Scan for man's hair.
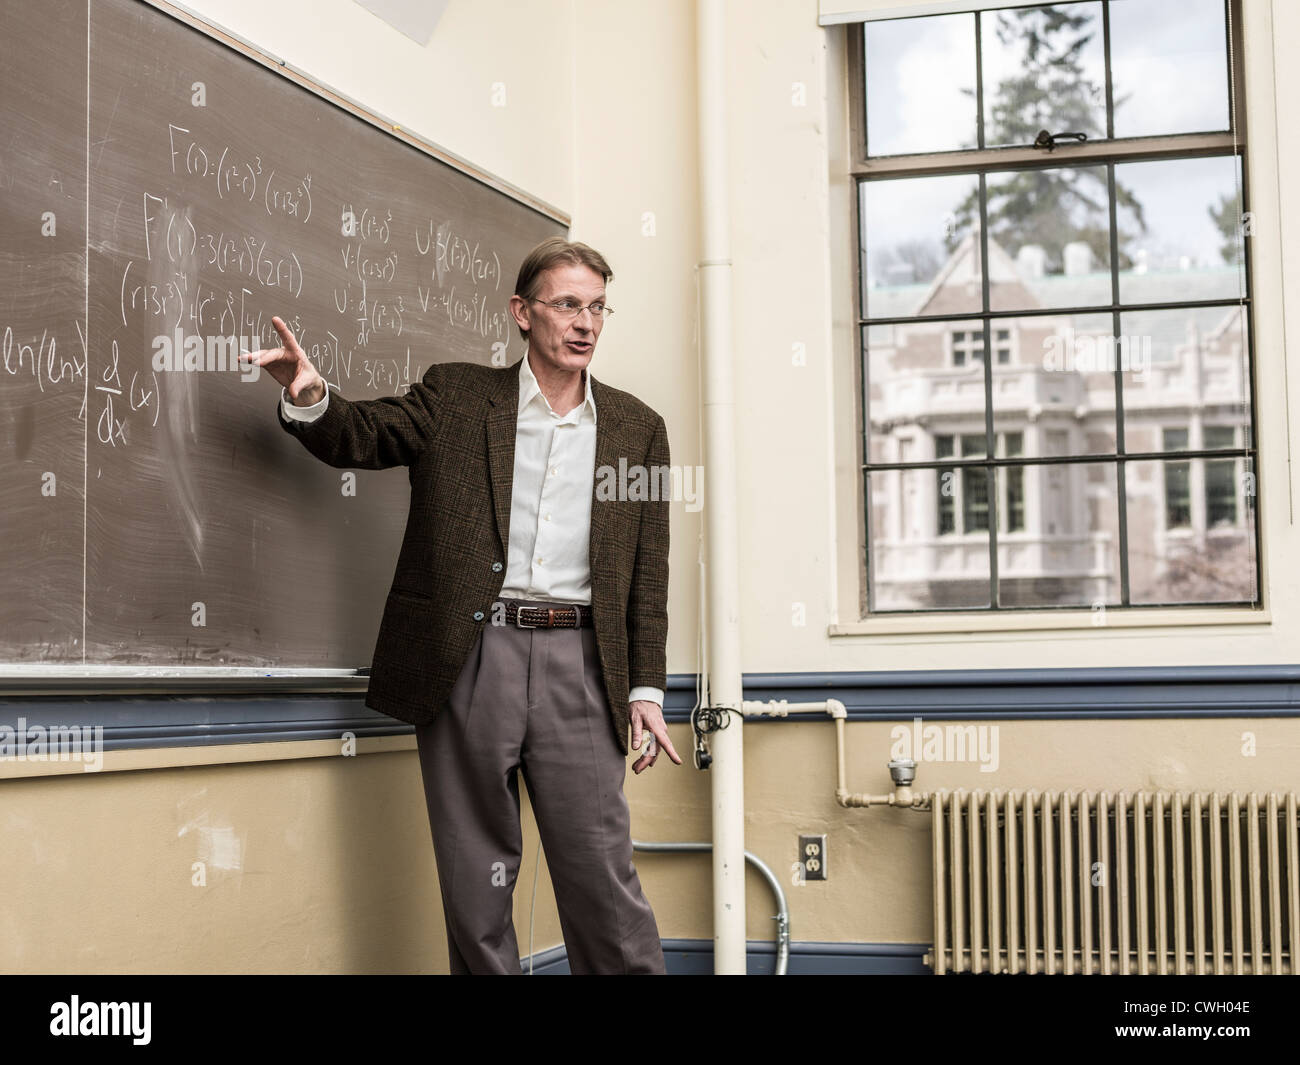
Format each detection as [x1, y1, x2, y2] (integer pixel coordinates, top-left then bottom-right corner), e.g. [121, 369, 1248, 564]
[513, 237, 613, 341]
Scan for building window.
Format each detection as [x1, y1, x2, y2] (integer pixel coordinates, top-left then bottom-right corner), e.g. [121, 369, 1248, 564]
[936, 432, 1025, 534]
[855, 0, 1257, 613]
[951, 328, 1011, 367]
[1161, 425, 1242, 531]
[1204, 426, 1240, 527]
[1162, 429, 1192, 529]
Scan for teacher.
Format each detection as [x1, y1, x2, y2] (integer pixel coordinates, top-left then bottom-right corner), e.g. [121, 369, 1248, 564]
[244, 237, 679, 974]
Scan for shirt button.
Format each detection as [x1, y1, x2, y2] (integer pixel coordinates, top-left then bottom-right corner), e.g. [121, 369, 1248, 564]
[472, 611, 484, 621]
[549, 466, 558, 476]
[536, 556, 543, 565]
[544, 513, 551, 522]
[491, 562, 503, 572]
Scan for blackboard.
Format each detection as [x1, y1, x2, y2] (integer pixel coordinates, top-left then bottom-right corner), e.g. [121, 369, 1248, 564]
[0, 0, 566, 680]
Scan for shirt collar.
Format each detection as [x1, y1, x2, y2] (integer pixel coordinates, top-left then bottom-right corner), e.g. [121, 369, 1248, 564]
[518, 350, 597, 425]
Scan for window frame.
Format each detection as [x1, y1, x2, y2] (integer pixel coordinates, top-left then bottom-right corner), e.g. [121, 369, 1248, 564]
[850, 0, 1260, 616]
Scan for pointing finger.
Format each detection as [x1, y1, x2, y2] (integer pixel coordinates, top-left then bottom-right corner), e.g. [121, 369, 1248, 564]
[271, 316, 303, 359]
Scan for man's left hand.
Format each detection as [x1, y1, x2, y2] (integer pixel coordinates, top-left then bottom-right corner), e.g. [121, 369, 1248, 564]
[629, 700, 681, 775]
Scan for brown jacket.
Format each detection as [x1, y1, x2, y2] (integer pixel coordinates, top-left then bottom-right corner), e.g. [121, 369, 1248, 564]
[275, 355, 670, 756]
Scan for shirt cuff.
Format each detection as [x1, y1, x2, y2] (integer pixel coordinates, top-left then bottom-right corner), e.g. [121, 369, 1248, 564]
[628, 686, 664, 709]
[281, 384, 330, 423]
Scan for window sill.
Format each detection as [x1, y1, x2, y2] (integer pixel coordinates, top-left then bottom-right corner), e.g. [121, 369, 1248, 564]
[829, 606, 1270, 637]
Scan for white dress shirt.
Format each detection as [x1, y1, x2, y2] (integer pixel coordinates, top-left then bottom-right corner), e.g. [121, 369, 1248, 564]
[281, 354, 664, 710]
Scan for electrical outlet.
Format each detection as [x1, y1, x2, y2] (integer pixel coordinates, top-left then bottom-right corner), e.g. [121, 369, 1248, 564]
[799, 834, 827, 881]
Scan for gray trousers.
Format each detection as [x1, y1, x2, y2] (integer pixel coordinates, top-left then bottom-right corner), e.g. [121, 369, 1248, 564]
[414, 596, 666, 974]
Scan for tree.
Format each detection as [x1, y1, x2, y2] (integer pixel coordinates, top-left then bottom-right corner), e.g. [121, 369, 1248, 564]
[945, 6, 1147, 273]
[1208, 189, 1245, 266]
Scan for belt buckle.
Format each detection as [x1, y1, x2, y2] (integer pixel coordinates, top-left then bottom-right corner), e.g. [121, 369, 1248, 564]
[515, 605, 542, 629]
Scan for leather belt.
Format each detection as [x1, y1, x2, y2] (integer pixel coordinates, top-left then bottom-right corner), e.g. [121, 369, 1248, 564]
[501, 602, 594, 629]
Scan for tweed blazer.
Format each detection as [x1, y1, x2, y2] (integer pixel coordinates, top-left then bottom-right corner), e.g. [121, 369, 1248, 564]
[275, 355, 670, 756]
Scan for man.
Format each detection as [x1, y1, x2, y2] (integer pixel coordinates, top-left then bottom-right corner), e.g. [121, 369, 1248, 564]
[244, 237, 680, 974]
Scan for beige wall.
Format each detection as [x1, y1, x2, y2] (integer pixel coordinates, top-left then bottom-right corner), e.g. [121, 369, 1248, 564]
[6, 0, 1299, 973]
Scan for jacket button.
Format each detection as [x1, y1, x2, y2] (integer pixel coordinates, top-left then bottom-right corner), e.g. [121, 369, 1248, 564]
[473, 610, 484, 621]
[491, 562, 503, 572]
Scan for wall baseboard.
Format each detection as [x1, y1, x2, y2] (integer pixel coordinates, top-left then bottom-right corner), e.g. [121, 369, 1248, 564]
[520, 939, 932, 975]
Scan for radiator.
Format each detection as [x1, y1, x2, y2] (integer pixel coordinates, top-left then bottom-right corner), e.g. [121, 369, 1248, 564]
[928, 789, 1300, 975]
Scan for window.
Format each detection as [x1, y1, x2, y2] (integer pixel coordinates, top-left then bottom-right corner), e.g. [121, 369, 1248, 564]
[1205, 426, 1239, 526]
[937, 432, 1024, 534]
[855, 0, 1257, 613]
[951, 328, 1011, 366]
[1162, 429, 1192, 529]
[1162, 425, 1243, 531]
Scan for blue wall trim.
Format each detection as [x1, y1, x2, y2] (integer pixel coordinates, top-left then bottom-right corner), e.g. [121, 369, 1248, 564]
[3, 664, 1300, 753]
[726, 664, 1300, 720]
[521, 939, 933, 975]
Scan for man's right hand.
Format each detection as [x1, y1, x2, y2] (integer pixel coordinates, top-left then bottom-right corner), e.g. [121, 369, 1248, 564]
[241, 315, 326, 406]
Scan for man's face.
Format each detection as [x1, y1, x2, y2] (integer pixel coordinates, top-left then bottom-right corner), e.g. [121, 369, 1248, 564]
[511, 263, 607, 376]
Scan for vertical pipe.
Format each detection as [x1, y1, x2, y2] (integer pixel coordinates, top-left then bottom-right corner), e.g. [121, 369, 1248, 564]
[1173, 792, 1187, 974]
[1154, 792, 1168, 975]
[969, 791, 984, 973]
[1192, 792, 1207, 975]
[1098, 791, 1112, 975]
[1117, 792, 1131, 975]
[1211, 791, 1225, 975]
[953, 789, 967, 972]
[1267, 793, 1281, 975]
[1025, 790, 1039, 974]
[1080, 791, 1093, 975]
[1288, 794, 1299, 976]
[1043, 792, 1057, 975]
[1061, 792, 1075, 975]
[696, 0, 746, 975]
[1007, 791, 1021, 975]
[986, 791, 1001, 973]
[1136, 792, 1149, 975]
[1248, 793, 1263, 973]
[933, 792, 948, 975]
[1230, 792, 1244, 974]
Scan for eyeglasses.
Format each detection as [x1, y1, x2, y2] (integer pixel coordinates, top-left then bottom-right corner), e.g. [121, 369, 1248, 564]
[527, 297, 614, 321]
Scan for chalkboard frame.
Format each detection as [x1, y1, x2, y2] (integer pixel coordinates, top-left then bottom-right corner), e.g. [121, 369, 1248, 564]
[0, 0, 570, 695]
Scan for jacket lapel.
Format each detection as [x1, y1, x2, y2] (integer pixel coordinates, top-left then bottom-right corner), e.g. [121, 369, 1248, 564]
[588, 374, 618, 569]
[486, 358, 524, 559]
[486, 356, 620, 568]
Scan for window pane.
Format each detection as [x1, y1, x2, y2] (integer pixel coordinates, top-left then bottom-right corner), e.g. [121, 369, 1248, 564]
[985, 165, 1112, 312]
[938, 466, 956, 535]
[997, 462, 1121, 607]
[1116, 156, 1245, 304]
[861, 174, 982, 319]
[1110, 0, 1231, 138]
[1117, 307, 1250, 455]
[1126, 458, 1257, 603]
[1003, 464, 1025, 532]
[963, 466, 990, 531]
[869, 469, 991, 609]
[991, 313, 1118, 457]
[1205, 457, 1238, 525]
[1203, 425, 1236, 450]
[864, 320, 988, 464]
[864, 13, 977, 156]
[979, 3, 1106, 149]
[1164, 461, 1192, 526]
